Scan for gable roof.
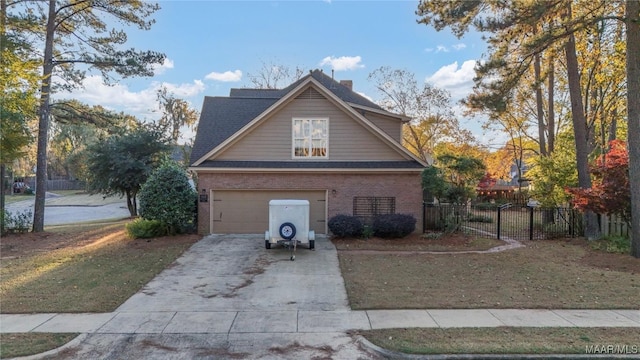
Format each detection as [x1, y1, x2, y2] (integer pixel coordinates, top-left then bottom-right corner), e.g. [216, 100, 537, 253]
[190, 70, 426, 168]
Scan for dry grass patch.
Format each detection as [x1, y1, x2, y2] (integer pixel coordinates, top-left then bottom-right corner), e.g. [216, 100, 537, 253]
[333, 232, 504, 252]
[0, 333, 78, 358]
[338, 237, 640, 309]
[0, 220, 200, 313]
[361, 327, 640, 355]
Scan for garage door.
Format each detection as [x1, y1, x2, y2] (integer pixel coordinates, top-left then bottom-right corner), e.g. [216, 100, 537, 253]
[211, 190, 327, 234]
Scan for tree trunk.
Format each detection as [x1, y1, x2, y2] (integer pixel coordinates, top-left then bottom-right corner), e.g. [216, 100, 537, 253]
[547, 57, 555, 154]
[565, 5, 600, 240]
[32, 0, 56, 232]
[1, 164, 5, 235]
[626, 0, 640, 258]
[125, 191, 137, 217]
[534, 53, 547, 156]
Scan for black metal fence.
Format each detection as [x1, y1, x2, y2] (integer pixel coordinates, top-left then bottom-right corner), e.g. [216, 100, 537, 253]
[423, 203, 583, 240]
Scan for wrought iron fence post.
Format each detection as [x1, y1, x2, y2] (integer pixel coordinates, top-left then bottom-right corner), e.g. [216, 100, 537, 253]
[497, 206, 502, 240]
[529, 206, 535, 240]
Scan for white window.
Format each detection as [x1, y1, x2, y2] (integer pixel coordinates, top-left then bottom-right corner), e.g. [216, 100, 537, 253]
[292, 118, 328, 158]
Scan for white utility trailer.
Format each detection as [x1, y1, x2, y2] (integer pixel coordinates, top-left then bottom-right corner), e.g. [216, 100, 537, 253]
[264, 199, 315, 260]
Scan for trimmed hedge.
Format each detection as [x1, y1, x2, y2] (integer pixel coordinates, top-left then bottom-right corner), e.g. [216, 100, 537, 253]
[328, 214, 364, 238]
[372, 214, 416, 238]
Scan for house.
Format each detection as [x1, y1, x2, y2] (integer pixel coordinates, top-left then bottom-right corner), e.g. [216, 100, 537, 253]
[189, 70, 427, 235]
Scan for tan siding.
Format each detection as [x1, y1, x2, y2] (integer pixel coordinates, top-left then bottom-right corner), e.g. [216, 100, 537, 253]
[365, 113, 402, 143]
[216, 94, 405, 161]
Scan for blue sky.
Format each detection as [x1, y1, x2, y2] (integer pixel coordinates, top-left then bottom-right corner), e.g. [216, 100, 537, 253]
[57, 1, 494, 144]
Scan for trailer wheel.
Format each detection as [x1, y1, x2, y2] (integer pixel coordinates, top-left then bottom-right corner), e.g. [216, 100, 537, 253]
[265, 240, 271, 249]
[309, 240, 315, 250]
[279, 222, 296, 240]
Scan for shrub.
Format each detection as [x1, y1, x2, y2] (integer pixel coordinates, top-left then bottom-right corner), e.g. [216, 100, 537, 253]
[372, 214, 416, 238]
[2, 209, 33, 234]
[328, 214, 364, 238]
[138, 161, 197, 235]
[590, 235, 630, 254]
[126, 219, 167, 239]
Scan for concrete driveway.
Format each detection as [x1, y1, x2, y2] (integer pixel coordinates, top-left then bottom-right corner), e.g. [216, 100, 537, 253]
[24, 235, 377, 359]
[117, 234, 350, 312]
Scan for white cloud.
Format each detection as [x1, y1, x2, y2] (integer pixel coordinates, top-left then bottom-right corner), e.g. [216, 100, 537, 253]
[435, 45, 449, 53]
[426, 60, 477, 100]
[425, 44, 467, 53]
[319, 56, 364, 71]
[205, 70, 242, 82]
[53, 75, 206, 120]
[152, 58, 174, 75]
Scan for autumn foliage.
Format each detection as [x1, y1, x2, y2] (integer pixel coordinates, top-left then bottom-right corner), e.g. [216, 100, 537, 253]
[567, 140, 630, 223]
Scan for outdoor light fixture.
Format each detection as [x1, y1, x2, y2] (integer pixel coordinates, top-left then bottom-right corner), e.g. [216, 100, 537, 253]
[199, 189, 208, 203]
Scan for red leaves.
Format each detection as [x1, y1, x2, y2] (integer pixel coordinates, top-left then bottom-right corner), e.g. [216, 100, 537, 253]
[567, 140, 631, 221]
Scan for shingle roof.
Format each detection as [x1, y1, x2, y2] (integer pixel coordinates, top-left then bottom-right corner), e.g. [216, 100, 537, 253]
[190, 70, 409, 167]
[189, 96, 278, 164]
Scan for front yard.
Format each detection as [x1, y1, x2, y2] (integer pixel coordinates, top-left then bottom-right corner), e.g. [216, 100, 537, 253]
[336, 237, 639, 309]
[335, 234, 640, 355]
[0, 220, 200, 358]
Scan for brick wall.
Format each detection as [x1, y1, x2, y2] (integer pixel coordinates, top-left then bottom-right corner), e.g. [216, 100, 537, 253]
[195, 171, 423, 235]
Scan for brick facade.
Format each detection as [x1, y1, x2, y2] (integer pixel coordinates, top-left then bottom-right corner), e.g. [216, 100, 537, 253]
[195, 171, 423, 235]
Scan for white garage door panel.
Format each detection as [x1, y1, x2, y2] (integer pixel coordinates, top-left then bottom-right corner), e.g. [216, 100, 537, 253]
[211, 190, 326, 234]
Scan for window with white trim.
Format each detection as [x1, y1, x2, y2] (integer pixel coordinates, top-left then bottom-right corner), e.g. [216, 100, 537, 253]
[292, 118, 328, 158]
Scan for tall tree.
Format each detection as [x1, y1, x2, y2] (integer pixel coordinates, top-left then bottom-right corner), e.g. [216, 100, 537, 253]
[156, 86, 199, 143]
[0, 0, 40, 231]
[30, 0, 165, 232]
[368, 67, 474, 162]
[415, 0, 621, 240]
[625, 0, 640, 257]
[564, 2, 600, 239]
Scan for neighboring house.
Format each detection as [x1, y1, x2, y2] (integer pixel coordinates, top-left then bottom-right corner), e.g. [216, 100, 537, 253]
[189, 70, 427, 235]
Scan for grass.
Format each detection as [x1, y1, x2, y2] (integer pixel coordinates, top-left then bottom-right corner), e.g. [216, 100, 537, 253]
[338, 239, 640, 309]
[0, 220, 200, 313]
[361, 328, 640, 355]
[0, 333, 78, 359]
[3, 193, 35, 205]
[0, 220, 200, 357]
[339, 235, 640, 355]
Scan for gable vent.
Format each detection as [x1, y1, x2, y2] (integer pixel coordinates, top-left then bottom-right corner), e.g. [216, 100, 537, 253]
[296, 87, 324, 100]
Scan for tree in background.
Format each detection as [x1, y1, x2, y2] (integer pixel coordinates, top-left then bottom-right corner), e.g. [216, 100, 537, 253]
[22, 0, 165, 232]
[246, 60, 305, 89]
[527, 131, 579, 207]
[415, 0, 636, 241]
[422, 152, 486, 205]
[48, 100, 130, 180]
[85, 124, 170, 217]
[368, 67, 474, 162]
[156, 86, 200, 144]
[138, 161, 197, 235]
[568, 139, 630, 230]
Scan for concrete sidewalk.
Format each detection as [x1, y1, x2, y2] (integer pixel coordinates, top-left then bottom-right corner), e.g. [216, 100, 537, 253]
[2, 309, 639, 334]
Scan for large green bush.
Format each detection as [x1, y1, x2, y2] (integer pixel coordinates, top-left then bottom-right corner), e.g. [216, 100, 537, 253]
[138, 161, 197, 235]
